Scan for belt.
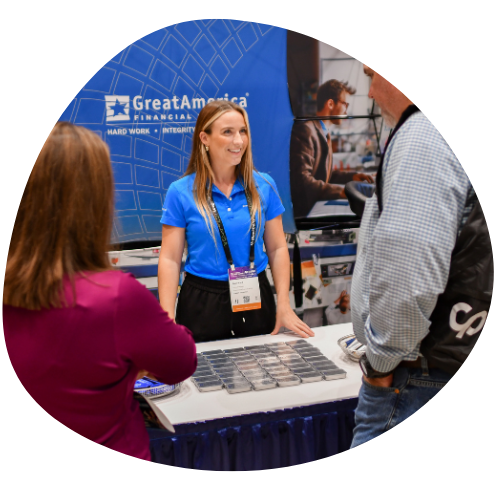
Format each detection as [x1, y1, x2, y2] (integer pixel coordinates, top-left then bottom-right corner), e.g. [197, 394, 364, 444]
[399, 358, 438, 370]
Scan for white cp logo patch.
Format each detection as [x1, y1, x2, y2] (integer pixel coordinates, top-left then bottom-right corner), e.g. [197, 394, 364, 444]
[449, 302, 487, 339]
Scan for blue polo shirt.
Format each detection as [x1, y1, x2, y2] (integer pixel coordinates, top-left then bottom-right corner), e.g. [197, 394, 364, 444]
[161, 172, 285, 281]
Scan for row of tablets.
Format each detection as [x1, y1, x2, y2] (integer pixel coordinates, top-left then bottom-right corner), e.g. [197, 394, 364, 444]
[191, 339, 346, 394]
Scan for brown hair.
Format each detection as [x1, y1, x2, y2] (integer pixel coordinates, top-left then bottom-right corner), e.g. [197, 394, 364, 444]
[184, 100, 263, 243]
[4, 122, 114, 310]
[317, 79, 356, 112]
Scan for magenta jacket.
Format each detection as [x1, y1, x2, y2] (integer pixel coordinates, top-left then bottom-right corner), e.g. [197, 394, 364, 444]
[4, 270, 197, 460]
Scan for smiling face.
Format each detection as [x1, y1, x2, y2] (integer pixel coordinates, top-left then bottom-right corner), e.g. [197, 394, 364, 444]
[200, 110, 249, 171]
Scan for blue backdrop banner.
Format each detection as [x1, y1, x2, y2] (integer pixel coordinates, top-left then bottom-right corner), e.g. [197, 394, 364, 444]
[60, 20, 296, 242]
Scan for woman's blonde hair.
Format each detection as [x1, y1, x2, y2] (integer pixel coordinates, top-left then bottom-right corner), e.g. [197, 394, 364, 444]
[185, 100, 262, 243]
[4, 122, 113, 310]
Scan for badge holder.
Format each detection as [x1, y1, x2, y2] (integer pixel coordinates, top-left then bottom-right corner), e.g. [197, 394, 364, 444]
[228, 265, 261, 312]
[209, 189, 262, 313]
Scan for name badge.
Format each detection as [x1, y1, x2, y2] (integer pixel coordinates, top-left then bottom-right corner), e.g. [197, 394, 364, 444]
[228, 266, 261, 312]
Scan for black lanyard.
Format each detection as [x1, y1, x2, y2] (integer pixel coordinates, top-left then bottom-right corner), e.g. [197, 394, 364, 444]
[208, 186, 256, 270]
[376, 104, 420, 213]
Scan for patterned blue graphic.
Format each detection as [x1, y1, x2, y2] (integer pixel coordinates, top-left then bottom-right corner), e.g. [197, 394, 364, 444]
[60, 20, 294, 244]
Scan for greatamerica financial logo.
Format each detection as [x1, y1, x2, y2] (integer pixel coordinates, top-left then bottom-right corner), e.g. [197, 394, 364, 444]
[105, 96, 130, 122]
[104, 94, 249, 123]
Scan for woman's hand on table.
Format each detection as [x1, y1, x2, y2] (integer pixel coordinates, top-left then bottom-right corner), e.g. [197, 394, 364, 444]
[271, 304, 315, 338]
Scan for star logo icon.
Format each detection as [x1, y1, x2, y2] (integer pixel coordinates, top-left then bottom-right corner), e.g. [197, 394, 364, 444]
[105, 95, 130, 122]
[110, 99, 127, 117]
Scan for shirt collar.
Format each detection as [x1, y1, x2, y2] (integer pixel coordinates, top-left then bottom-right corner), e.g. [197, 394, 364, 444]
[319, 120, 329, 138]
[210, 177, 245, 197]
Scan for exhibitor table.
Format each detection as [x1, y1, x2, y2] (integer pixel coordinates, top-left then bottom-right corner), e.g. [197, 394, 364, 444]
[147, 323, 362, 470]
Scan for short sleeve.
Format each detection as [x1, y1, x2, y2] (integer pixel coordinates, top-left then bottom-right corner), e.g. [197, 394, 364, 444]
[160, 183, 186, 227]
[259, 173, 285, 222]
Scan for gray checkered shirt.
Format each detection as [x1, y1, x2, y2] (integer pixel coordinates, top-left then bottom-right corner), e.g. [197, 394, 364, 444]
[351, 112, 472, 373]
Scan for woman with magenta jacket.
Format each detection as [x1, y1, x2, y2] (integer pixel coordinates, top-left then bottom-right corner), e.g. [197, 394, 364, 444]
[4, 122, 197, 461]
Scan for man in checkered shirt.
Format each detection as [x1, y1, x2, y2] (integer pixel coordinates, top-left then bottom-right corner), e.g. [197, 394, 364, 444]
[350, 66, 476, 447]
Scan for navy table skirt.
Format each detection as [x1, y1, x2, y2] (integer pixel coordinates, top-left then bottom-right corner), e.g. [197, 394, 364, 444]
[148, 398, 357, 470]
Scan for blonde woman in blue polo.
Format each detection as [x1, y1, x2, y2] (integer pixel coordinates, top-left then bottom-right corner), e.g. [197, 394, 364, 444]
[158, 100, 313, 342]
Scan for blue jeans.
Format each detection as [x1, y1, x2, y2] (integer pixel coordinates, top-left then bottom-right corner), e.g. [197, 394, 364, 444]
[350, 362, 453, 448]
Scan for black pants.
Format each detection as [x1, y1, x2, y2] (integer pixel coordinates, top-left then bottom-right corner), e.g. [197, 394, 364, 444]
[176, 271, 276, 343]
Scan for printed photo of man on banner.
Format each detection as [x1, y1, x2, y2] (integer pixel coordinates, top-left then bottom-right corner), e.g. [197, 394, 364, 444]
[287, 31, 384, 221]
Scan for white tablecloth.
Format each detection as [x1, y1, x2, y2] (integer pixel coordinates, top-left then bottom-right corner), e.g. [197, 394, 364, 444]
[156, 323, 362, 425]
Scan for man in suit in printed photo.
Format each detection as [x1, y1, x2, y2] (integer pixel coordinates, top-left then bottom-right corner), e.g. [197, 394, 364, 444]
[290, 79, 374, 218]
